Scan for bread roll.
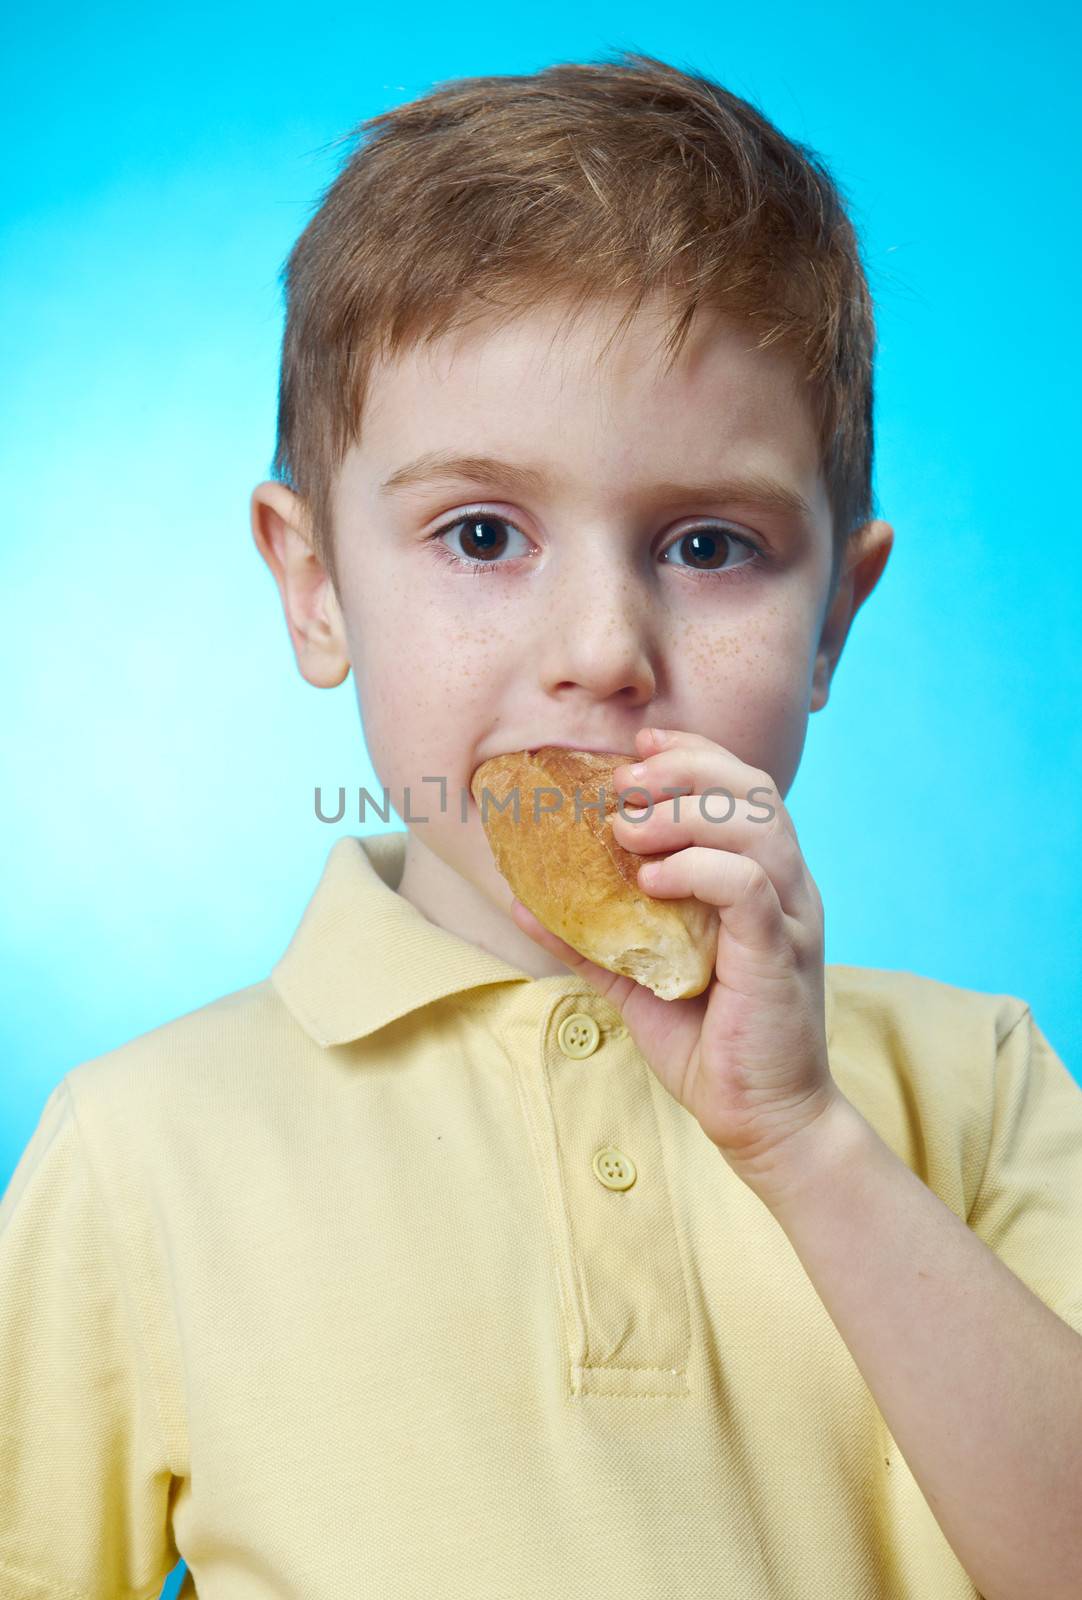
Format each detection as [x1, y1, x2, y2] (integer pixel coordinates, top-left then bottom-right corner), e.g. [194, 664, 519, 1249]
[471, 746, 718, 1000]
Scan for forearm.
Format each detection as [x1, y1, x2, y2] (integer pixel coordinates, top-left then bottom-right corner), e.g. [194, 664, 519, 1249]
[759, 1093, 1082, 1600]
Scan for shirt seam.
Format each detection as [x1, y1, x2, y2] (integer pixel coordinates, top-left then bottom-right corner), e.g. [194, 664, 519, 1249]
[965, 1001, 1032, 1228]
[58, 1076, 183, 1489]
[0, 1548, 167, 1600]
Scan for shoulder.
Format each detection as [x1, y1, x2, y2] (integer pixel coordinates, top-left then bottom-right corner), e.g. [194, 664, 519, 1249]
[826, 962, 1029, 1051]
[60, 975, 303, 1143]
[824, 964, 1033, 1205]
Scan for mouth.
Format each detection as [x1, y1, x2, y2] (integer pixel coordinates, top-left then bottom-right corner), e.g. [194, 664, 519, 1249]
[470, 741, 637, 811]
[525, 739, 636, 757]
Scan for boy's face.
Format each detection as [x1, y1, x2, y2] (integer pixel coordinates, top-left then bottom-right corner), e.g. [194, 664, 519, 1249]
[251, 293, 891, 975]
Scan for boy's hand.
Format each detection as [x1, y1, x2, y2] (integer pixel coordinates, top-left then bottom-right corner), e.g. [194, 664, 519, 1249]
[509, 725, 846, 1204]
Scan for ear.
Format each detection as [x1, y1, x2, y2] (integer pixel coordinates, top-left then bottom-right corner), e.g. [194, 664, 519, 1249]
[810, 519, 894, 712]
[249, 481, 350, 689]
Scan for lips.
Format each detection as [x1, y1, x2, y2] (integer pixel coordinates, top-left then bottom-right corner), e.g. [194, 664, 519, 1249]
[524, 739, 637, 757]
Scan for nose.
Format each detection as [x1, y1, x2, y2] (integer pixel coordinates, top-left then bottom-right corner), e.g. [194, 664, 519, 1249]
[535, 553, 657, 706]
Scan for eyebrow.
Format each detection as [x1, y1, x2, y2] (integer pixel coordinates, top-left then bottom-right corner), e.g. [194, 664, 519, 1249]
[378, 450, 816, 524]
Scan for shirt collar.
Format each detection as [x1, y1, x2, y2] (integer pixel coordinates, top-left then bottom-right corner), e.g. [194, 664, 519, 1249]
[270, 831, 836, 1048]
[270, 833, 536, 1046]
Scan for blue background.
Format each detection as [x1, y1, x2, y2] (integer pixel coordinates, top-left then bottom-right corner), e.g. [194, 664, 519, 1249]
[2, 5, 1078, 1594]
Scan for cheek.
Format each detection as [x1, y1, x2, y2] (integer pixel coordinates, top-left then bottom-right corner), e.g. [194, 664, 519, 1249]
[357, 563, 515, 685]
[349, 601, 511, 782]
[679, 603, 813, 700]
[677, 610, 816, 792]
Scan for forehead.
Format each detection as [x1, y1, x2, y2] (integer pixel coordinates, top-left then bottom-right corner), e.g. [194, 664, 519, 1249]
[348, 295, 825, 513]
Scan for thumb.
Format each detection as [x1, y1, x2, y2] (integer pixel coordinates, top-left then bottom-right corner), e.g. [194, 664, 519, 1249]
[509, 899, 706, 1080]
[510, 898, 629, 1000]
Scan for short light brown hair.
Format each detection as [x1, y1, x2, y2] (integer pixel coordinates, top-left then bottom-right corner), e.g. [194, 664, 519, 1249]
[271, 48, 879, 597]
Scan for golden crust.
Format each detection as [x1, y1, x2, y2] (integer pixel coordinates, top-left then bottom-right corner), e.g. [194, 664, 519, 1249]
[471, 747, 717, 1000]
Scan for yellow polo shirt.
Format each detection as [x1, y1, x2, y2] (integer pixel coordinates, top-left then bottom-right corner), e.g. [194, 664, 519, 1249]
[2, 831, 1081, 1600]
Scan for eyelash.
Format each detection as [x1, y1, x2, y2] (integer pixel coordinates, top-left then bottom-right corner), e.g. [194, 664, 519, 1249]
[424, 508, 766, 583]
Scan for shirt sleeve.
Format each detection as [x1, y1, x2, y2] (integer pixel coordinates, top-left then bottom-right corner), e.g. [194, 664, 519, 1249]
[0, 1075, 181, 1600]
[966, 1007, 1082, 1339]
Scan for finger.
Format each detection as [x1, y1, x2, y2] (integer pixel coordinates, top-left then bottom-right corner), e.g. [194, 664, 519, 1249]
[611, 791, 810, 921]
[610, 739, 808, 920]
[636, 845, 791, 960]
[510, 897, 573, 955]
[612, 739, 781, 829]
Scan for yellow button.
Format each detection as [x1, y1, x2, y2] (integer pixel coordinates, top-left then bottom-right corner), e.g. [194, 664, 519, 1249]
[592, 1147, 637, 1190]
[557, 1012, 601, 1058]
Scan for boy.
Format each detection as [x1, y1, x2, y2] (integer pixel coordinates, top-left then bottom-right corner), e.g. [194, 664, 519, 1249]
[3, 49, 1081, 1600]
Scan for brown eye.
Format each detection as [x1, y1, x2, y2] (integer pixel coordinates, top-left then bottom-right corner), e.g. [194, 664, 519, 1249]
[456, 517, 507, 561]
[432, 513, 531, 568]
[662, 527, 757, 574]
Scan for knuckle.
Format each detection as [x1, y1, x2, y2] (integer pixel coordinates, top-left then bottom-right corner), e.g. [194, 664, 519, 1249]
[745, 858, 773, 896]
[790, 919, 818, 963]
[748, 768, 776, 802]
[803, 873, 825, 925]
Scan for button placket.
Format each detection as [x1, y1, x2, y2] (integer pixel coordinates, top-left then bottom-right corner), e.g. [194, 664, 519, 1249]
[538, 995, 692, 1397]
